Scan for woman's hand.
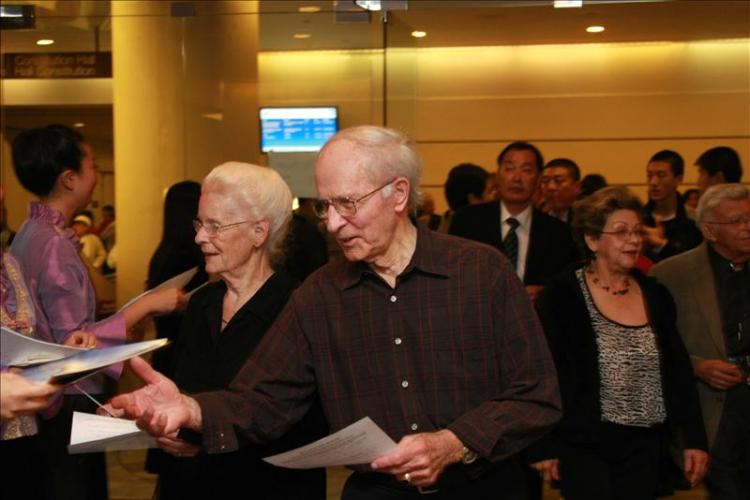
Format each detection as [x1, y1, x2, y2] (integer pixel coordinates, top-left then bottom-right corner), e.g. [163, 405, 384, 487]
[122, 288, 187, 330]
[530, 459, 561, 483]
[145, 288, 187, 316]
[0, 372, 61, 421]
[683, 449, 709, 487]
[64, 330, 97, 348]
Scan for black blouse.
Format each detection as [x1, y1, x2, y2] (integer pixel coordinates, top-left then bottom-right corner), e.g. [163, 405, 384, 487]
[526, 267, 708, 462]
[158, 269, 327, 500]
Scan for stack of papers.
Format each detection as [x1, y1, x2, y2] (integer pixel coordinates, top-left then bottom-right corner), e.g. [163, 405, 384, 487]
[118, 266, 206, 312]
[18, 337, 169, 385]
[69, 411, 156, 454]
[1, 326, 84, 367]
[263, 417, 397, 469]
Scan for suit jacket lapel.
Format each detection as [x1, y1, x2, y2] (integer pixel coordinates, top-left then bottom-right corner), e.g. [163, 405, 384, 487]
[690, 244, 725, 356]
[524, 210, 546, 285]
[490, 202, 504, 251]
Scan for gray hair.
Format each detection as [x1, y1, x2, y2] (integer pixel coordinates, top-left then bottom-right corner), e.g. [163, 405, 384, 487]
[323, 126, 423, 213]
[203, 162, 292, 264]
[696, 183, 749, 225]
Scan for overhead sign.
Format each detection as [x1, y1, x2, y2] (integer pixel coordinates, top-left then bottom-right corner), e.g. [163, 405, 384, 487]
[2, 52, 111, 79]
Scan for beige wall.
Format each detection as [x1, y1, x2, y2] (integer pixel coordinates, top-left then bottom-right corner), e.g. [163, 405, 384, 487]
[2, 12, 748, 301]
[260, 38, 750, 212]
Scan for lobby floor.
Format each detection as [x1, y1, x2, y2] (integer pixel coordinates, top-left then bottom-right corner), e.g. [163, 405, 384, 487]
[108, 449, 708, 500]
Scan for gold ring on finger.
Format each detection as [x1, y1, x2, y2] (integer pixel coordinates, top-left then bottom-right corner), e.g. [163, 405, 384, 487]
[404, 473, 411, 483]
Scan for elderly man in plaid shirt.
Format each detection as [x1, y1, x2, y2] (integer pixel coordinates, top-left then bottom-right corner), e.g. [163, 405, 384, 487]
[112, 126, 561, 499]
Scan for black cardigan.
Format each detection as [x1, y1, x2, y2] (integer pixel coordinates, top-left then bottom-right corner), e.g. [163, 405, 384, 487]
[527, 267, 707, 461]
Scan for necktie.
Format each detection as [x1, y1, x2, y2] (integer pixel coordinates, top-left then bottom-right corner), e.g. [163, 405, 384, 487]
[504, 217, 520, 269]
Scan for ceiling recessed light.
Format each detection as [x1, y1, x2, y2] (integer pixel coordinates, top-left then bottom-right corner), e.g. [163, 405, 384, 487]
[411, 30, 427, 38]
[293, 33, 312, 39]
[355, 0, 381, 12]
[298, 6, 321, 13]
[554, 0, 582, 7]
[73, 122, 85, 128]
[36, 39, 54, 46]
[586, 25, 605, 33]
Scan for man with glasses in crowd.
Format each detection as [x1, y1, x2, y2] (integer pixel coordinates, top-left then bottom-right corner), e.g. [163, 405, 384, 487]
[110, 126, 561, 500]
[651, 183, 750, 500]
[540, 158, 581, 224]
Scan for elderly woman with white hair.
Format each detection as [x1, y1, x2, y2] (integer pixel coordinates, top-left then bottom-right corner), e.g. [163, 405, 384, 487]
[154, 162, 326, 500]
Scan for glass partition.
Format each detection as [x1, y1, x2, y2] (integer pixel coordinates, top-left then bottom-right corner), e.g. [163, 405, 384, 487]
[1, 0, 748, 292]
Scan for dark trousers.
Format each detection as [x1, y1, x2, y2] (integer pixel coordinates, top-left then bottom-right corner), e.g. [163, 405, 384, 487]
[38, 395, 109, 500]
[342, 462, 526, 500]
[524, 467, 543, 500]
[705, 384, 750, 500]
[0, 434, 45, 500]
[559, 422, 661, 500]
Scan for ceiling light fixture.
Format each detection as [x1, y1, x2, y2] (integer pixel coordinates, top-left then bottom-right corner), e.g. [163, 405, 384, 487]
[586, 25, 605, 33]
[293, 33, 312, 39]
[36, 38, 54, 46]
[411, 30, 426, 38]
[298, 6, 321, 13]
[354, 0, 382, 11]
[554, 0, 582, 8]
[73, 122, 85, 128]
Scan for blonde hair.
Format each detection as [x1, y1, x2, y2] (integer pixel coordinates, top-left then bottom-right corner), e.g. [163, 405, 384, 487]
[203, 162, 292, 264]
[322, 126, 423, 213]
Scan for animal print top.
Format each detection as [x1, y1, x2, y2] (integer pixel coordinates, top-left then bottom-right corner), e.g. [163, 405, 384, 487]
[577, 269, 667, 427]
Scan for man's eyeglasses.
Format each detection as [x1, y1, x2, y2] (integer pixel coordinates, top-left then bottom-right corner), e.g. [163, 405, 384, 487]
[705, 215, 750, 227]
[600, 226, 646, 240]
[313, 179, 394, 219]
[193, 218, 254, 237]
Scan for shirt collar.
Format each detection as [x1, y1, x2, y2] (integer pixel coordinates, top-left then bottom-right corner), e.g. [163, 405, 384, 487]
[500, 201, 533, 229]
[206, 269, 297, 326]
[29, 202, 81, 250]
[29, 202, 67, 229]
[707, 243, 748, 275]
[336, 221, 452, 290]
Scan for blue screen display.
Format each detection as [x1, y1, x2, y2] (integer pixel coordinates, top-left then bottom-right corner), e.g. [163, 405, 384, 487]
[260, 107, 338, 153]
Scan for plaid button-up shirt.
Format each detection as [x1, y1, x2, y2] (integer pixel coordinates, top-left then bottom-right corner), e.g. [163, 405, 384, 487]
[196, 223, 560, 466]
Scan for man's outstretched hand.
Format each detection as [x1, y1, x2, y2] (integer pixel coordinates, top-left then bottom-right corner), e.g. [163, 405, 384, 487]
[109, 357, 202, 436]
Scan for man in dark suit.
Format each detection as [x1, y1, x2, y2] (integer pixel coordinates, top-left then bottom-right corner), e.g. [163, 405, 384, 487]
[449, 141, 578, 303]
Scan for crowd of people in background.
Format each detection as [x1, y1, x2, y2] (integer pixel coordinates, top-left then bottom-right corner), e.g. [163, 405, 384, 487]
[1, 123, 747, 500]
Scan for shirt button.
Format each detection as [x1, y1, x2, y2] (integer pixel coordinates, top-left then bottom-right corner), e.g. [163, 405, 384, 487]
[390, 295, 397, 303]
[401, 380, 409, 388]
[411, 423, 418, 431]
[394, 338, 402, 345]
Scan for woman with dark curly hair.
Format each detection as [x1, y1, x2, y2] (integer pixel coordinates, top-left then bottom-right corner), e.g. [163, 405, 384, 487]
[527, 186, 709, 500]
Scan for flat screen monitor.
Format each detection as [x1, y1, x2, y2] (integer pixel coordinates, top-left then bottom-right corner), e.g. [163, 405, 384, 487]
[260, 106, 338, 153]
